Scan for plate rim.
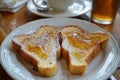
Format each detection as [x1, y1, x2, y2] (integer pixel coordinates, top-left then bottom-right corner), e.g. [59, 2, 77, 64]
[0, 17, 120, 80]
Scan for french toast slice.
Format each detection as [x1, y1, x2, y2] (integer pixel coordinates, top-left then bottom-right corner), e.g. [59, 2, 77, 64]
[12, 25, 61, 77]
[60, 25, 109, 75]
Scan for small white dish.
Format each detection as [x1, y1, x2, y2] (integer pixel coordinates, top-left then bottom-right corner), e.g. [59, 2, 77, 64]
[0, 18, 120, 80]
[27, 0, 92, 17]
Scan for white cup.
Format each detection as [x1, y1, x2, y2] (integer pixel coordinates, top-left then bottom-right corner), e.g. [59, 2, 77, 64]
[48, 0, 74, 11]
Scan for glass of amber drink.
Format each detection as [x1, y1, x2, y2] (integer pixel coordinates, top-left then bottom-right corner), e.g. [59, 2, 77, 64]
[91, 0, 119, 24]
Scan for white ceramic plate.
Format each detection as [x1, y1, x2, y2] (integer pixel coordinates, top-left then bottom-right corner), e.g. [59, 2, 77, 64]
[0, 18, 120, 80]
[27, 0, 92, 17]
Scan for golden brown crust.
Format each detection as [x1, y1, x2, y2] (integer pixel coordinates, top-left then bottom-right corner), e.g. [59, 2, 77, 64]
[62, 47, 87, 74]
[88, 33, 109, 49]
[85, 44, 100, 64]
[12, 39, 38, 69]
[61, 47, 70, 65]
[38, 64, 57, 77]
[12, 40, 21, 52]
[69, 64, 87, 75]
[56, 47, 61, 59]
[60, 25, 85, 38]
[12, 25, 61, 77]
[60, 25, 109, 75]
[12, 25, 109, 76]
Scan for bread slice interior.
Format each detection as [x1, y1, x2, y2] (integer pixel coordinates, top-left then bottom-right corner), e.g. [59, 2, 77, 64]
[12, 25, 61, 77]
[60, 25, 109, 75]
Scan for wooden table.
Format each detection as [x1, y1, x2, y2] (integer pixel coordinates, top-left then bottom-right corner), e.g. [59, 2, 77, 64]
[0, 4, 120, 80]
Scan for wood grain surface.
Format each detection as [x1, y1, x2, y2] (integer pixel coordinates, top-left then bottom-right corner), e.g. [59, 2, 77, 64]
[0, 4, 120, 80]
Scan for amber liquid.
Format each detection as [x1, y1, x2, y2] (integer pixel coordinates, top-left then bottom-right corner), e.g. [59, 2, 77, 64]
[91, 0, 119, 24]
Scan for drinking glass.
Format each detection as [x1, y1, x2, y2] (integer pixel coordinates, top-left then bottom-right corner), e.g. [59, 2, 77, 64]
[91, 0, 119, 24]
